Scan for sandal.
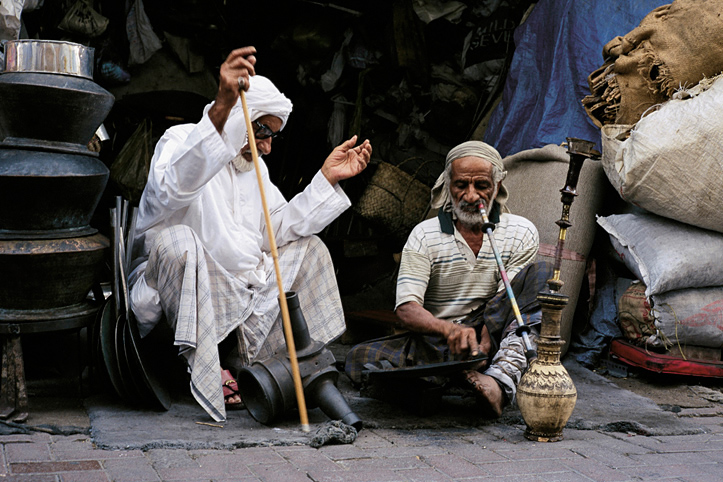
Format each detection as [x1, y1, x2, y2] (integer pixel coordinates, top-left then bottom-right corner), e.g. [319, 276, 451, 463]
[222, 369, 245, 410]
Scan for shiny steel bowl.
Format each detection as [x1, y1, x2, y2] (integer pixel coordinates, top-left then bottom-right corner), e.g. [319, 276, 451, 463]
[2, 39, 94, 79]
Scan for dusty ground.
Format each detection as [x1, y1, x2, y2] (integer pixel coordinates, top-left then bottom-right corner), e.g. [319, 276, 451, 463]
[598, 363, 723, 411]
[13, 329, 723, 437]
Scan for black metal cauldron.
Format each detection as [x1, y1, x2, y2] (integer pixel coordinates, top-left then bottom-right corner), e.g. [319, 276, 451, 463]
[0, 144, 108, 238]
[0, 40, 114, 317]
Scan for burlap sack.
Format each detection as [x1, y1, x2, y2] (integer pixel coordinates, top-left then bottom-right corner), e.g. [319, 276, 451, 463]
[616, 281, 723, 350]
[598, 212, 723, 297]
[502, 144, 609, 353]
[583, 0, 723, 127]
[653, 286, 723, 349]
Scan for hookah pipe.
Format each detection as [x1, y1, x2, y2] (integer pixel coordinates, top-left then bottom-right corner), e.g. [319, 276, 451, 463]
[239, 88, 310, 432]
[515, 138, 600, 443]
[478, 201, 537, 361]
[476, 139, 600, 361]
[548, 138, 601, 293]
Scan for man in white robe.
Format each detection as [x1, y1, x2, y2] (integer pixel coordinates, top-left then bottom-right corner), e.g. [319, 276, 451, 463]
[128, 47, 372, 422]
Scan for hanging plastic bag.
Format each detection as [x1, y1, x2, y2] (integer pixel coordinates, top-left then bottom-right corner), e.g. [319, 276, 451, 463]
[126, 0, 162, 66]
[110, 119, 153, 205]
[58, 0, 109, 38]
[0, 0, 24, 41]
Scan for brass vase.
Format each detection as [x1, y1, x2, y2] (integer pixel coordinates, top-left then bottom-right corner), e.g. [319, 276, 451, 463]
[516, 291, 577, 442]
[516, 138, 600, 442]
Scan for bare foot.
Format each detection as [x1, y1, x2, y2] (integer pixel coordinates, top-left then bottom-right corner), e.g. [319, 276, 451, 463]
[464, 370, 505, 417]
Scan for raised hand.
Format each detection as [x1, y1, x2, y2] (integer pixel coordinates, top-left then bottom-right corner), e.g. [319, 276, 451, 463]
[321, 135, 372, 185]
[209, 46, 257, 133]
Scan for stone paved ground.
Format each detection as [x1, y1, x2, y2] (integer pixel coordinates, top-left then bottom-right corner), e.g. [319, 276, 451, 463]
[2, 409, 723, 481]
[7, 333, 723, 481]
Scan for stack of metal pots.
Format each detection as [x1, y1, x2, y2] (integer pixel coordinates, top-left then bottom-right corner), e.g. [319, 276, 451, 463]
[0, 40, 114, 325]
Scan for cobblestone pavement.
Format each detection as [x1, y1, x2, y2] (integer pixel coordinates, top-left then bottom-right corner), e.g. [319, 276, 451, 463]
[2, 409, 722, 482]
[7, 334, 723, 481]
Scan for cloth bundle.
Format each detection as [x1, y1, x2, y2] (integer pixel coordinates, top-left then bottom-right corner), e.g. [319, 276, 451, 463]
[582, 0, 723, 127]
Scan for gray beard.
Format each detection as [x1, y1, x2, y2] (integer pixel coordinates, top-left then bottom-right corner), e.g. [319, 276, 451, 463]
[231, 152, 255, 173]
[452, 199, 495, 228]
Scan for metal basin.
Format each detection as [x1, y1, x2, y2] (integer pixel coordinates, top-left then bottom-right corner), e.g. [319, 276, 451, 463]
[3, 39, 94, 79]
[0, 40, 112, 145]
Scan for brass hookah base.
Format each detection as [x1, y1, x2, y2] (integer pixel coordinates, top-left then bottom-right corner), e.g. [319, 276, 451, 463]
[516, 291, 577, 442]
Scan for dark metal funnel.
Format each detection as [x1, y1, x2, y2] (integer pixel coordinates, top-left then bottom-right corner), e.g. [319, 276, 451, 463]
[237, 291, 362, 430]
[305, 369, 362, 429]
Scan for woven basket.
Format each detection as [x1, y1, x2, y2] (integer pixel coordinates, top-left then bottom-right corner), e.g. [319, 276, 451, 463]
[354, 158, 432, 241]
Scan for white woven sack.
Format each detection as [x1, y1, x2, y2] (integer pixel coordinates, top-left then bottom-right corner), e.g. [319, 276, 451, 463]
[597, 212, 723, 298]
[601, 75, 723, 233]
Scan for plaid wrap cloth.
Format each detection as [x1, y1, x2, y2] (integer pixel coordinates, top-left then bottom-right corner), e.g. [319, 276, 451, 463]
[145, 226, 345, 421]
[344, 261, 552, 385]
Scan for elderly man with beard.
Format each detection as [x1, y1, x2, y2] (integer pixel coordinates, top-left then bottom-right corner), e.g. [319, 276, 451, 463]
[345, 141, 551, 417]
[128, 46, 372, 422]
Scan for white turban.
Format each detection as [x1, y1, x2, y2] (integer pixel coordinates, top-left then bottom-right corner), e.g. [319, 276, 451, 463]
[430, 140, 509, 212]
[203, 75, 293, 155]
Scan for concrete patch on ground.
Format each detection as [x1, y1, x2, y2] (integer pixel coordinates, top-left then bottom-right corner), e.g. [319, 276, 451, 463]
[85, 358, 706, 449]
[562, 359, 705, 436]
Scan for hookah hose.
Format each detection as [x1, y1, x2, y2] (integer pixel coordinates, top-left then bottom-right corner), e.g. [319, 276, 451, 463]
[478, 202, 537, 361]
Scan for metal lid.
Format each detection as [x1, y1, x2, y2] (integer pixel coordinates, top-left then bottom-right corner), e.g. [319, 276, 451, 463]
[2, 40, 94, 79]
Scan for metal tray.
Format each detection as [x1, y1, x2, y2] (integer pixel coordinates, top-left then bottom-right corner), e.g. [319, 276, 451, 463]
[126, 311, 172, 411]
[99, 298, 128, 400]
[114, 310, 138, 402]
[363, 354, 488, 379]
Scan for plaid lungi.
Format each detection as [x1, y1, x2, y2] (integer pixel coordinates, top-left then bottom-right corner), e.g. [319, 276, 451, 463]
[344, 261, 552, 401]
[145, 225, 345, 422]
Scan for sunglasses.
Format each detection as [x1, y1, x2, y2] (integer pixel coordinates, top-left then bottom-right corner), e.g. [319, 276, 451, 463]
[253, 120, 281, 140]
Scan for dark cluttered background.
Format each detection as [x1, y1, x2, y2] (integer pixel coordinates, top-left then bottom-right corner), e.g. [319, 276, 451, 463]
[16, 0, 536, 304]
[9, 0, 723, 375]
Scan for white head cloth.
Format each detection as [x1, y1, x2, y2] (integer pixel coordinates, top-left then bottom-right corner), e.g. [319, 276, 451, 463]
[430, 140, 509, 212]
[203, 75, 293, 155]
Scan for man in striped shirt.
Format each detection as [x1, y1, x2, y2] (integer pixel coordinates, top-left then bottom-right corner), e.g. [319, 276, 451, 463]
[345, 141, 551, 417]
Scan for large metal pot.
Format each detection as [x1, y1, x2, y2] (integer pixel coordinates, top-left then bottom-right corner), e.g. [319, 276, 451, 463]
[0, 40, 114, 146]
[0, 233, 108, 311]
[0, 143, 108, 239]
[0, 72, 114, 146]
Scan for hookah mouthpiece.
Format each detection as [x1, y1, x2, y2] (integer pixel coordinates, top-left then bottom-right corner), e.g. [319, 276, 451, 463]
[478, 201, 496, 232]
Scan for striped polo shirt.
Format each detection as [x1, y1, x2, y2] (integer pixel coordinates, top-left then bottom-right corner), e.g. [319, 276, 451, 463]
[395, 210, 539, 321]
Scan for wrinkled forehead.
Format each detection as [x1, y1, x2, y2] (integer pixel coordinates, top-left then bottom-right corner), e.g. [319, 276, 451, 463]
[450, 156, 494, 178]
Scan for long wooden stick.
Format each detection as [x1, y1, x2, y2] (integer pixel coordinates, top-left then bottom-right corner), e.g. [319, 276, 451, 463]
[239, 90, 310, 432]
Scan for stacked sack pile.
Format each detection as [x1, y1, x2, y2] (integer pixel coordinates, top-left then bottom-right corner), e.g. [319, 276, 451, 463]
[583, 0, 723, 360]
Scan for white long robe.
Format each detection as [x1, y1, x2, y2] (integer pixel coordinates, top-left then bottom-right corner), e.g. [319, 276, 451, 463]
[129, 112, 351, 337]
